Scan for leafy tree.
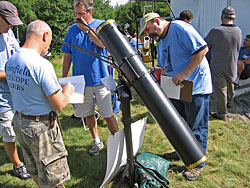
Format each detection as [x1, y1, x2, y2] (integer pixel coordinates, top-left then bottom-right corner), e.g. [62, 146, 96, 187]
[114, 1, 170, 39]
[93, 0, 115, 20]
[8, 0, 37, 45]
[33, 0, 74, 55]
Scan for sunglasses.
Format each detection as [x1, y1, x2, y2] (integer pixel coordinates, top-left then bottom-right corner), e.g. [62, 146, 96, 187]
[0, 16, 12, 26]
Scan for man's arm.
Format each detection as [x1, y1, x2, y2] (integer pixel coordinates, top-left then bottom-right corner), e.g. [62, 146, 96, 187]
[0, 71, 6, 80]
[62, 53, 72, 78]
[48, 82, 75, 111]
[172, 47, 209, 86]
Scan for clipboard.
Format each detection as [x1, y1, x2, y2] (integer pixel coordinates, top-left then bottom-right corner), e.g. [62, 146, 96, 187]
[58, 75, 85, 104]
[160, 75, 193, 102]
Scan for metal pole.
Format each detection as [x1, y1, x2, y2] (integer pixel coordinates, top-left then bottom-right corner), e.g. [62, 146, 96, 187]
[117, 81, 134, 187]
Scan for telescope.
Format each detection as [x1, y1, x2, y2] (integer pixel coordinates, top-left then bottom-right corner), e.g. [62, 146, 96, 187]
[96, 20, 206, 169]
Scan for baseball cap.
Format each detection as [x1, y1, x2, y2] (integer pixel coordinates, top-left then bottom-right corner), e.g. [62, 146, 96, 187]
[221, 6, 236, 19]
[139, 12, 160, 36]
[0, 1, 22, 25]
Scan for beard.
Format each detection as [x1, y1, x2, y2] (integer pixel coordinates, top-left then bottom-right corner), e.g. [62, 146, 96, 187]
[149, 33, 161, 42]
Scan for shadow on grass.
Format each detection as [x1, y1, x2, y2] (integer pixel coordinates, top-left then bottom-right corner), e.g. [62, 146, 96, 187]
[0, 183, 28, 188]
[168, 164, 186, 174]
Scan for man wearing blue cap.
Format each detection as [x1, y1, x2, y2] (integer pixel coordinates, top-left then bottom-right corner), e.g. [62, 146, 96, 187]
[0, 1, 31, 180]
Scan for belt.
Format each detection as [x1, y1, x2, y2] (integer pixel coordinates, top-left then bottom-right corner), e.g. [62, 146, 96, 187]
[16, 111, 50, 121]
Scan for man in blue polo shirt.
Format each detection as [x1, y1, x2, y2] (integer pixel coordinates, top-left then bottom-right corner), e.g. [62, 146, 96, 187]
[61, 0, 118, 156]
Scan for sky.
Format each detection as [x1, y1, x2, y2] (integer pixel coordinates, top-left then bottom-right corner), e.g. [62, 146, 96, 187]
[110, 0, 129, 7]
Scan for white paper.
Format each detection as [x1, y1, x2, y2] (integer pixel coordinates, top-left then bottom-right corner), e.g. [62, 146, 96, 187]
[161, 75, 181, 100]
[101, 75, 117, 93]
[58, 75, 85, 104]
[100, 117, 147, 188]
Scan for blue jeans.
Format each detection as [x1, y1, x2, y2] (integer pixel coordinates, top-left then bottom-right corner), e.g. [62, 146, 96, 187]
[170, 94, 210, 167]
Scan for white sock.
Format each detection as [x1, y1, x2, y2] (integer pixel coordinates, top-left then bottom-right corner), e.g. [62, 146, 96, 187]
[94, 137, 101, 144]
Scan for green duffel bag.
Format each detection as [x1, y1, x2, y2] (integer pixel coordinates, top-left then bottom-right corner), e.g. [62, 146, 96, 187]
[134, 152, 170, 188]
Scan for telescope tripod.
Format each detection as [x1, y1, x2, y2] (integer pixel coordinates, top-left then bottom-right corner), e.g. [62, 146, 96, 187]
[116, 80, 168, 188]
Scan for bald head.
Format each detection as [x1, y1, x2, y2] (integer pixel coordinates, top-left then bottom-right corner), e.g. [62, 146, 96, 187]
[26, 20, 51, 38]
[23, 20, 52, 56]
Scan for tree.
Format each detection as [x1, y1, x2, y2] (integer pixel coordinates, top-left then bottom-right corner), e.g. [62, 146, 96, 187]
[114, 1, 170, 39]
[9, 0, 37, 45]
[32, 0, 74, 55]
[93, 0, 115, 20]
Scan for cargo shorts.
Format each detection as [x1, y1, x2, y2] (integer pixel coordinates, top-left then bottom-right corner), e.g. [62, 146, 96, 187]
[13, 113, 70, 188]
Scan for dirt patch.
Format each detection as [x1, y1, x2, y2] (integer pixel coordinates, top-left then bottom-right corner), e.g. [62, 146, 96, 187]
[210, 92, 250, 123]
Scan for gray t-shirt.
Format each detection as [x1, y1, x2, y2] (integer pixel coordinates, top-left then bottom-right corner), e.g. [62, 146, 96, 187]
[205, 24, 242, 82]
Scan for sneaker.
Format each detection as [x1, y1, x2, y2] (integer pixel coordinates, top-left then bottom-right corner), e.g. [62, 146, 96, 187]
[234, 77, 240, 88]
[162, 151, 180, 161]
[89, 140, 104, 156]
[13, 163, 31, 180]
[210, 112, 232, 121]
[210, 112, 227, 121]
[183, 167, 203, 181]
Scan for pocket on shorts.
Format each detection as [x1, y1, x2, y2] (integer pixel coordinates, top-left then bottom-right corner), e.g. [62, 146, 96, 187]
[41, 151, 70, 186]
[21, 124, 42, 138]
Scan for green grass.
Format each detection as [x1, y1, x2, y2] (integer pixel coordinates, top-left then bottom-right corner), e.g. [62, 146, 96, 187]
[0, 57, 249, 188]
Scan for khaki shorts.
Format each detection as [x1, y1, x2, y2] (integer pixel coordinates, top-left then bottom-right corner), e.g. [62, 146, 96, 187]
[74, 84, 113, 118]
[13, 113, 70, 188]
[0, 110, 16, 142]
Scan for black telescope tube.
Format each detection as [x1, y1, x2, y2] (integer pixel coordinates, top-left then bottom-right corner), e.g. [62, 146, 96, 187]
[97, 20, 206, 169]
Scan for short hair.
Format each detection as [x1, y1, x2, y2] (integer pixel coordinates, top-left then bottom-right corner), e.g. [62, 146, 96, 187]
[179, 10, 194, 21]
[26, 20, 51, 37]
[73, 0, 94, 11]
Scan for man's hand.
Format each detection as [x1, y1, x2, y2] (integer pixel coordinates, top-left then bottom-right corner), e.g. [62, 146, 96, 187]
[63, 82, 75, 97]
[172, 72, 188, 86]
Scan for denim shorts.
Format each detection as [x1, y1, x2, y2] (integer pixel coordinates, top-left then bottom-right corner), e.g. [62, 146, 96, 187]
[13, 113, 70, 187]
[0, 110, 16, 142]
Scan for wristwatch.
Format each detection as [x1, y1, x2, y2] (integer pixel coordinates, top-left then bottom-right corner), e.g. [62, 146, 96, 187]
[86, 29, 90, 34]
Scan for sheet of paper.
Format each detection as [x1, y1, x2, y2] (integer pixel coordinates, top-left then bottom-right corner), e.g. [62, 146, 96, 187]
[58, 75, 85, 104]
[101, 75, 117, 93]
[161, 75, 181, 100]
[100, 117, 147, 188]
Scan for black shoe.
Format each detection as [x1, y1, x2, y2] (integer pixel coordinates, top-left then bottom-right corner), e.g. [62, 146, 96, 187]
[13, 163, 31, 180]
[71, 114, 81, 119]
[210, 112, 227, 121]
[162, 151, 180, 161]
